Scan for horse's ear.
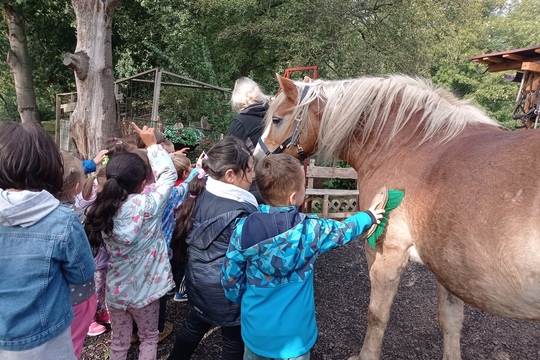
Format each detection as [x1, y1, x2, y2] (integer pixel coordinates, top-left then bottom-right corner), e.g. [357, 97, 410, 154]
[276, 74, 297, 102]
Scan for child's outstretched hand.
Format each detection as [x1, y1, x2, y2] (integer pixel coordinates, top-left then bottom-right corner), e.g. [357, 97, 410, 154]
[173, 147, 190, 156]
[367, 207, 385, 224]
[195, 151, 206, 168]
[93, 149, 109, 165]
[131, 122, 157, 148]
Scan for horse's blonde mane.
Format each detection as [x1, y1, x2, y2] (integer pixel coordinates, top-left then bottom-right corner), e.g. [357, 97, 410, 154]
[267, 75, 499, 159]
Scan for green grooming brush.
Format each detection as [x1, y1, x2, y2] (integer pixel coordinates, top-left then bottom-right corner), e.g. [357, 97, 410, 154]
[364, 188, 404, 248]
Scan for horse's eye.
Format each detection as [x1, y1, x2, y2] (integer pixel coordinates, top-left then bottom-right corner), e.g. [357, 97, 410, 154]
[272, 117, 282, 125]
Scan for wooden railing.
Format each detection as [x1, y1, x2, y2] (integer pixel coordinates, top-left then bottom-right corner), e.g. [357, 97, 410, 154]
[304, 159, 359, 219]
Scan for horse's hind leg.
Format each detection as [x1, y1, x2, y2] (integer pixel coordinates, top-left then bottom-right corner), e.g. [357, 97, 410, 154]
[349, 243, 409, 360]
[437, 283, 464, 360]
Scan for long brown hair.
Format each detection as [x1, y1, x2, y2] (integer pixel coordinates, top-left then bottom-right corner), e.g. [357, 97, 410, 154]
[84, 153, 146, 248]
[171, 136, 252, 261]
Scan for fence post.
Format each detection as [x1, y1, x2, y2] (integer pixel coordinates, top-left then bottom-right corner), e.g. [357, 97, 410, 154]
[151, 68, 162, 128]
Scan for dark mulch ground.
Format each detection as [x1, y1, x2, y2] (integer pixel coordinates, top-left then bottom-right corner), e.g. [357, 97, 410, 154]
[81, 240, 540, 360]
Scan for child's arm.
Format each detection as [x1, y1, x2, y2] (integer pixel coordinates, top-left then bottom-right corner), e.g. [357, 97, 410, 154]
[144, 144, 177, 217]
[174, 151, 203, 199]
[314, 208, 383, 254]
[132, 122, 178, 217]
[81, 149, 108, 175]
[221, 223, 248, 304]
[174, 167, 199, 201]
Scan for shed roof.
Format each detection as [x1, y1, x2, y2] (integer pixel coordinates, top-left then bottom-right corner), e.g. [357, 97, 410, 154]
[470, 45, 540, 72]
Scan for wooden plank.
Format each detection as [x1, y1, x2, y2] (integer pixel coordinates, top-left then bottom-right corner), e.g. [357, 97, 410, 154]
[322, 195, 329, 219]
[483, 57, 504, 63]
[503, 54, 526, 61]
[472, 59, 490, 65]
[61, 102, 77, 112]
[307, 167, 357, 179]
[306, 189, 359, 196]
[487, 61, 523, 72]
[521, 62, 540, 73]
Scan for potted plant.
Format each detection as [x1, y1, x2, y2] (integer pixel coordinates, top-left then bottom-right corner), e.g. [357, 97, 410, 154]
[163, 125, 204, 151]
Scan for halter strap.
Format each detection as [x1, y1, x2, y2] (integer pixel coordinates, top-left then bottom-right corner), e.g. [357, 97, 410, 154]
[258, 85, 309, 160]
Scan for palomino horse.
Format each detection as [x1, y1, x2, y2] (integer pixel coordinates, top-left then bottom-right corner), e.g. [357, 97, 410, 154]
[254, 74, 540, 360]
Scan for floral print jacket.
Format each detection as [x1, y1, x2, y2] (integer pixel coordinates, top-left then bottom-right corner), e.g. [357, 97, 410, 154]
[104, 144, 176, 310]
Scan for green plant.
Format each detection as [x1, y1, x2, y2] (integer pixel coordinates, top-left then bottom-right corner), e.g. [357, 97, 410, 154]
[163, 125, 183, 143]
[179, 128, 205, 146]
[322, 160, 357, 190]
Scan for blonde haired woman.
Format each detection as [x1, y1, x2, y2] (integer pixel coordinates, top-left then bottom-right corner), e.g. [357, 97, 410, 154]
[228, 77, 269, 150]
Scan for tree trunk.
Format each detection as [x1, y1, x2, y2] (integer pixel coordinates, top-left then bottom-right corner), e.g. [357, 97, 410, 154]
[66, 0, 122, 159]
[4, 4, 40, 124]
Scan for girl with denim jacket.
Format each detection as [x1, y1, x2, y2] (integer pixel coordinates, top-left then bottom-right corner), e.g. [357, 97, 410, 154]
[84, 123, 176, 360]
[0, 122, 96, 360]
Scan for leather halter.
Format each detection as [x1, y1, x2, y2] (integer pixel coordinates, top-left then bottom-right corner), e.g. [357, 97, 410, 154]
[258, 86, 309, 160]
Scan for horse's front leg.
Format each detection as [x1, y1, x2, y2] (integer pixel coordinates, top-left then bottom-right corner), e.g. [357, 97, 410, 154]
[437, 282, 464, 360]
[349, 241, 410, 360]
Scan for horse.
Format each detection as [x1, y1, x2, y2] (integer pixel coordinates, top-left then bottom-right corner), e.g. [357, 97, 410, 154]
[254, 74, 540, 360]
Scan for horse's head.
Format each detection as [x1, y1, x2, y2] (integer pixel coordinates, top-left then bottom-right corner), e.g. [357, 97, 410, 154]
[254, 75, 322, 162]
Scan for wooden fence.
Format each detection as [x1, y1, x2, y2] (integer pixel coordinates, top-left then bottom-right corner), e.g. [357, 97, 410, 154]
[304, 159, 359, 219]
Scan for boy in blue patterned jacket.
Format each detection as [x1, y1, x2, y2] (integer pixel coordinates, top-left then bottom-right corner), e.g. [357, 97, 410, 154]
[222, 154, 384, 360]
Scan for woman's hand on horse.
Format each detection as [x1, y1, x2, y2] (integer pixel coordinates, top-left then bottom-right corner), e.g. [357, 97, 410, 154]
[368, 208, 385, 224]
[131, 122, 157, 148]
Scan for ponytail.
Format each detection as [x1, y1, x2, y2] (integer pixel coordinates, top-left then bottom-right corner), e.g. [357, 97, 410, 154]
[171, 176, 206, 261]
[83, 152, 146, 248]
[171, 136, 253, 261]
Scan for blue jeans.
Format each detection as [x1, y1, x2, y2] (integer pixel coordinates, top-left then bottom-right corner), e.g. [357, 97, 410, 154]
[243, 346, 310, 360]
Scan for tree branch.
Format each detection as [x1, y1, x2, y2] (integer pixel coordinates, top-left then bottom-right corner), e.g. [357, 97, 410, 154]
[63, 51, 90, 80]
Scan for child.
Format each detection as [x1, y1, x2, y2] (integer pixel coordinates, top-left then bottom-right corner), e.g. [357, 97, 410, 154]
[168, 154, 199, 302]
[221, 154, 385, 360]
[167, 136, 257, 360]
[84, 123, 176, 360]
[0, 122, 95, 360]
[79, 166, 111, 337]
[58, 151, 98, 359]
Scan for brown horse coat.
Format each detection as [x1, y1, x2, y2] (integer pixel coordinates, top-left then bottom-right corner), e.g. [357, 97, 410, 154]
[255, 74, 540, 360]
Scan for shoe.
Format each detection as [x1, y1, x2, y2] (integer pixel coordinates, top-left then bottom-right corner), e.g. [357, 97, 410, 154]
[361, 186, 388, 240]
[158, 322, 173, 343]
[130, 333, 139, 345]
[95, 311, 110, 325]
[173, 291, 188, 302]
[87, 321, 107, 336]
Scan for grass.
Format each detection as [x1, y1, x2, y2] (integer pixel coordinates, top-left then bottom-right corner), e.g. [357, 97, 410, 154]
[41, 120, 56, 133]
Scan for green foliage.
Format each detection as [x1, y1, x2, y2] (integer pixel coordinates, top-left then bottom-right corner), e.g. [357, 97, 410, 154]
[2, 0, 538, 135]
[180, 128, 205, 146]
[163, 125, 205, 147]
[163, 125, 184, 143]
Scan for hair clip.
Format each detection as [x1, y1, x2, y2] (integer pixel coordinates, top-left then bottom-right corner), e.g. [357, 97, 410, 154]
[197, 168, 206, 179]
[116, 140, 123, 145]
[189, 194, 197, 199]
[113, 137, 118, 141]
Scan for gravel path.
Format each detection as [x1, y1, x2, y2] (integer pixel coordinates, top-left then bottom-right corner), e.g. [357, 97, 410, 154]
[81, 239, 540, 360]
